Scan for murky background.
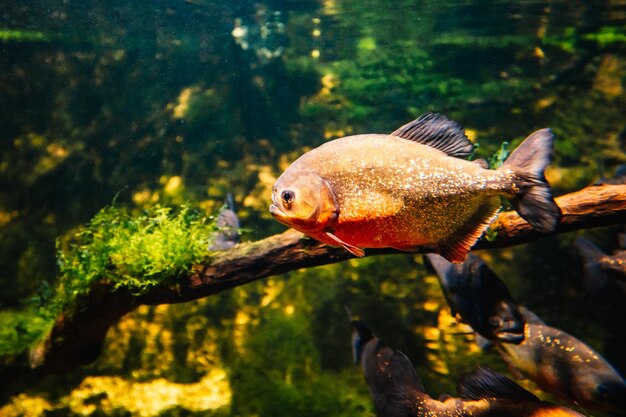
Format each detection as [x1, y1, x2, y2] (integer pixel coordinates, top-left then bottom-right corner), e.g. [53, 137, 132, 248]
[1, 1, 625, 416]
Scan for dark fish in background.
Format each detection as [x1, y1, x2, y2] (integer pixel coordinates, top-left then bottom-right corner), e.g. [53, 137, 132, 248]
[424, 253, 525, 344]
[426, 253, 626, 414]
[348, 316, 584, 417]
[496, 306, 626, 414]
[574, 236, 626, 292]
[270, 113, 561, 262]
[209, 193, 240, 250]
[594, 163, 626, 185]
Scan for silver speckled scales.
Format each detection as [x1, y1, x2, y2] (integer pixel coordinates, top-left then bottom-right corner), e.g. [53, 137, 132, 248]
[290, 134, 514, 256]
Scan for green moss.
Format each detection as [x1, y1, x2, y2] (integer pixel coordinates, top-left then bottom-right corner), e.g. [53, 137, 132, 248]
[0, 204, 222, 359]
[52, 205, 219, 312]
[0, 308, 53, 356]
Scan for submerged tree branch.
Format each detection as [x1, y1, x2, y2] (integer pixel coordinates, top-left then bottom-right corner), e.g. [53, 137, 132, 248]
[27, 183, 626, 372]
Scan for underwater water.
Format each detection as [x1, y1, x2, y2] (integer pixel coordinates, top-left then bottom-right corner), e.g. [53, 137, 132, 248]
[1, 0, 625, 416]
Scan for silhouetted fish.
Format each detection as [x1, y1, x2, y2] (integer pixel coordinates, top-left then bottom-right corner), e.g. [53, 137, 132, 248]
[424, 253, 525, 344]
[348, 318, 584, 417]
[270, 113, 561, 262]
[575, 236, 626, 292]
[594, 163, 626, 185]
[209, 193, 240, 250]
[497, 307, 626, 414]
[425, 253, 626, 413]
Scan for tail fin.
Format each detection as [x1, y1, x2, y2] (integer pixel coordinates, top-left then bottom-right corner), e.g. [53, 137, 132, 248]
[574, 236, 609, 292]
[226, 193, 236, 212]
[499, 128, 561, 233]
[345, 308, 374, 366]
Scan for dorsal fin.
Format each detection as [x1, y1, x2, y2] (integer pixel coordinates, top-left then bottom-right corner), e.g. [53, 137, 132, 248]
[518, 306, 545, 325]
[389, 350, 426, 393]
[390, 113, 474, 159]
[457, 367, 540, 402]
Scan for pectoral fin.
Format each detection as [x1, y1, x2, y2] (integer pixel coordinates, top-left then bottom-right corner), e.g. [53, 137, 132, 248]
[325, 232, 365, 257]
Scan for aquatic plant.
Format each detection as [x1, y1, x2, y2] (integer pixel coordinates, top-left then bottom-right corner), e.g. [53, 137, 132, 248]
[0, 308, 52, 357]
[52, 204, 218, 312]
[488, 142, 510, 169]
[0, 204, 221, 359]
[0, 29, 49, 42]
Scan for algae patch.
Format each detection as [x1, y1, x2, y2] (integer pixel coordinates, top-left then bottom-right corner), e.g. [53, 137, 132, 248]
[53, 204, 219, 310]
[0, 308, 53, 357]
[1, 204, 222, 360]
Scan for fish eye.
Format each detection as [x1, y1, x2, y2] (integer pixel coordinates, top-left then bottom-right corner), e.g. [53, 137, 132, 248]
[596, 384, 610, 397]
[489, 317, 503, 327]
[281, 190, 295, 206]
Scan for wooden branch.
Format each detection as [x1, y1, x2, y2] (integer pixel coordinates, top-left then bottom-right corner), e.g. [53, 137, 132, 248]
[27, 184, 626, 372]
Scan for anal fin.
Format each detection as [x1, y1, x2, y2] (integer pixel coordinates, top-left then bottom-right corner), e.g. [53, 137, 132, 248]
[437, 197, 501, 263]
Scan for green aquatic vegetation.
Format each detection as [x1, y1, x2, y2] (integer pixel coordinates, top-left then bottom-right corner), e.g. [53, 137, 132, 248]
[543, 27, 578, 54]
[488, 141, 510, 169]
[483, 142, 511, 242]
[53, 204, 219, 311]
[0, 308, 53, 356]
[0, 29, 49, 42]
[545, 25, 626, 54]
[584, 26, 626, 47]
[432, 33, 532, 48]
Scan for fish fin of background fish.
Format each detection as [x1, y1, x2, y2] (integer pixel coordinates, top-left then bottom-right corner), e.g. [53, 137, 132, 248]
[500, 128, 561, 233]
[389, 350, 427, 393]
[574, 236, 610, 291]
[423, 253, 463, 315]
[574, 237, 607, 267]
[226, 192, 236, 211]
[437, 197, 501, 263]
[457, 367, 540, 402]
[389, 112, 474, 159]
[517, 306, 545, 325]
[423, 252, 468, 287]
[325, 232, 365, 257]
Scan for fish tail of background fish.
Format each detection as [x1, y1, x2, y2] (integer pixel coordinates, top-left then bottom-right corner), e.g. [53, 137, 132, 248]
[574, 236, 610, 291]
[226, 192, 236, 212]
[498, 128, 561, 233]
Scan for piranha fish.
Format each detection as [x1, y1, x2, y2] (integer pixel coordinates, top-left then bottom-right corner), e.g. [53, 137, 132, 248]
[424, 253, 525, 344]
[348, 316, 584, 417]
[270, 113, 561, 262]
[496, 306, 626, 414]
[209, 193, 240, 251]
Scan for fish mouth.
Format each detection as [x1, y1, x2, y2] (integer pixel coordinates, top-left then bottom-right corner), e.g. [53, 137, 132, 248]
[496, 331, 525, 345]
[269, 204, 286, 220]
